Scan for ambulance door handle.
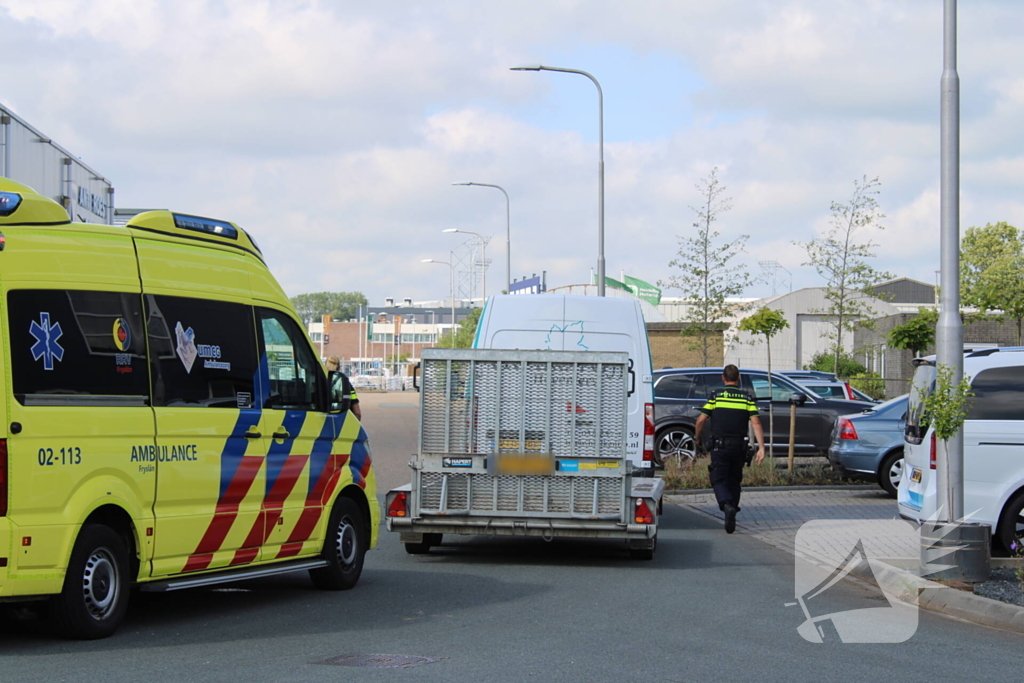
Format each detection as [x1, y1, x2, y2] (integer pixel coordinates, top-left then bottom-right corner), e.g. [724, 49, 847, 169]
[244, 430, 262, 439]
[273, 429, 290, 440]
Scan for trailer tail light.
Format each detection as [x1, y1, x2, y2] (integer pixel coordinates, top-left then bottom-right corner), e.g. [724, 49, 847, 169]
[643, 403, 655, 462]
[634, 498, 654, 524]
[387, 490, 408, 518]
[837, 418, 858, 440]
[0, 439, 7, 517]
[929, 432, 937, 470]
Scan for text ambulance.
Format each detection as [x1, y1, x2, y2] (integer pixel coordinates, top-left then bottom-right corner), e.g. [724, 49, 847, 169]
[0, 179, 378, 639]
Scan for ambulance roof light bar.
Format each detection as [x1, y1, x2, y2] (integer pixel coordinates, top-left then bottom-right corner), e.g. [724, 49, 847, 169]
[172, 213, 238, 240]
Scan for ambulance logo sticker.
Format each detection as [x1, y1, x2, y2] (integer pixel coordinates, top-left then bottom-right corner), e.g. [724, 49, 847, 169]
[30, 312, 64, 371]
[113, 317, 132, 351]
[175, 321, 198, 374]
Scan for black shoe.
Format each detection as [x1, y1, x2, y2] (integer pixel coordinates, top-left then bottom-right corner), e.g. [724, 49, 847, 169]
[724, 504, 737, 534]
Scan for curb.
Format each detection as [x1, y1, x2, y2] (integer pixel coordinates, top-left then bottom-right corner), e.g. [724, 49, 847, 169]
[663, 485, 878, 496]
[849, 560, 1024, 635]
[673, 498, 1024, 635]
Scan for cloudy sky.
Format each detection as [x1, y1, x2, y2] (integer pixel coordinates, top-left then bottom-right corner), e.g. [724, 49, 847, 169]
[3, 0, 1023, 306]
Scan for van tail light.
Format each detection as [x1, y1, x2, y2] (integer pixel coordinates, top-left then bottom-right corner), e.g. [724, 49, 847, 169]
[0, 439, 7, 517]
[386, 490, 408, 518]
[844, 382, 855, 400]
[643, 403, 655, 462]
[837, 418, 858, 440]
[634, 498, 654, 524]
[929, 432, 937, 470]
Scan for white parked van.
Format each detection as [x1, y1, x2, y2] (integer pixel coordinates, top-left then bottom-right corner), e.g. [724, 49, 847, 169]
[473, 294, 656, 471]
[899, 348, 1024, 550]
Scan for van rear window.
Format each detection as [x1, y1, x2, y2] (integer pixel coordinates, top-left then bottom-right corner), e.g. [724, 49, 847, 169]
[7, 289, 150, 405]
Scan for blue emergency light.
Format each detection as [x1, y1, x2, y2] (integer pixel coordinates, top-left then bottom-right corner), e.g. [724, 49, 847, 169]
[172, 212, 238, 239]
[0, 192, 22, 217]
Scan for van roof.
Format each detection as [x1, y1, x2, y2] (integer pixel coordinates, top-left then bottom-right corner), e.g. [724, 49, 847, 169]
[0, 178, 263, 262]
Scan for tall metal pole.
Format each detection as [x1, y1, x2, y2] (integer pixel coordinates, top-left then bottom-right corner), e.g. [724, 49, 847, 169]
[937, 0, 964, 523]
[511, 65, 605, 296]
[453, 182, 508, 293]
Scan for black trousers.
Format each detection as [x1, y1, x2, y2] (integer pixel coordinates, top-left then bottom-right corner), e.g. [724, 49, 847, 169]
[709, 442, 746, 510]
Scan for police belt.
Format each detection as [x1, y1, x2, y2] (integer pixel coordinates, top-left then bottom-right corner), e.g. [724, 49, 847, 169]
[711, 435, 748, 449]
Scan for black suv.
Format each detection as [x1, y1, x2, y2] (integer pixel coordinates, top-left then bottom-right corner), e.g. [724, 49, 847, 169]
[653, 367, 867, 466]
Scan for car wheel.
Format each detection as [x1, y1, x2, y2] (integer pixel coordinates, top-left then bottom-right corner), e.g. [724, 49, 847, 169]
[878, 449, 904, 498]
[655, 427, 696, 468]
[997, 491, 1024, 553]
[50, 524, 131, 640]
[310, 497, 367, 590]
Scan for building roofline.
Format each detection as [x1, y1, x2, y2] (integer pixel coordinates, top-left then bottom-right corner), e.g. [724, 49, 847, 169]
[1, 102, 113, 186]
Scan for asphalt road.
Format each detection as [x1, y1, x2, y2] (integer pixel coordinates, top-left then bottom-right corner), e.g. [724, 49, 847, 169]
[2, 392, 1023, 682]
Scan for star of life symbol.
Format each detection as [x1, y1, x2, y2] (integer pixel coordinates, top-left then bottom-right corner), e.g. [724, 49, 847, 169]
[787, 512, 972, 644]
[29, 312, 64, 371]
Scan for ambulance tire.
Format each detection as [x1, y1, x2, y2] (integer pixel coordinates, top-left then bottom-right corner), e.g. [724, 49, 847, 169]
[50, 524, 130, 640]
[310, 497, 367, 591]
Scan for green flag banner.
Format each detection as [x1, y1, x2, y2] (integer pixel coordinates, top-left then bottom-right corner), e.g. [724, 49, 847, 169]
[366, 317, 374, 340]
[592, 272, 631, 292]
[624, 275, 662, 306]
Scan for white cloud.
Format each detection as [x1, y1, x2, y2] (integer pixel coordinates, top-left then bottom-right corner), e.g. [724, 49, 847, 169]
[2, 0, 1023, 307]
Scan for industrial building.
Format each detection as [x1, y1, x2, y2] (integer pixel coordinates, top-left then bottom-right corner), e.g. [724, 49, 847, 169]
[1, 103, 114, 223]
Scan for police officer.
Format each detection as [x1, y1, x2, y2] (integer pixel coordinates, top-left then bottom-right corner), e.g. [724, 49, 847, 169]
[693, 364, 765, 534]
[326, 356, 362, 419]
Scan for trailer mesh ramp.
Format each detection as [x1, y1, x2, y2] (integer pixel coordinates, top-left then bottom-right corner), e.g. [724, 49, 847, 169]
[417, 349, 630, 520]
[419, 349, 628, 459]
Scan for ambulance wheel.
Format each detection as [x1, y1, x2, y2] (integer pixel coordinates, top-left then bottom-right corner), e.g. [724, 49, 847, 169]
[310, 497, 366, 591]
[50, 524, 130, 640]
[404, 533, 442, 555]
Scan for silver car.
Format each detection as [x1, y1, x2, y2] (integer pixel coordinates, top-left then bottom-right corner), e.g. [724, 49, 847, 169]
[827, 394, 908, 497]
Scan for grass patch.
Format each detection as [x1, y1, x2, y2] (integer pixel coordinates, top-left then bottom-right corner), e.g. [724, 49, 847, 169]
[661, 456, 862, 491]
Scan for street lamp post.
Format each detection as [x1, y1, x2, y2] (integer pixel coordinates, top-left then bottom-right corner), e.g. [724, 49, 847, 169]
[422, 259, 456, 344]
[443, 228, 487, 301]
[511, 64, 605, 296]
[452, 181, 510, 294]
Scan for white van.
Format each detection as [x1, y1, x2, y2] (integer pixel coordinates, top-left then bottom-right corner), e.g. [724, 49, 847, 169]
[898, 348, 1024, 550]
[473, 295, 656, 471]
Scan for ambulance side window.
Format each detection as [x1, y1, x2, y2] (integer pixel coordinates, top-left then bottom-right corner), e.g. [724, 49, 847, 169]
[7, 289, 149, 406]
[257, 308, 324, 412]
[145, 295, 258, 409]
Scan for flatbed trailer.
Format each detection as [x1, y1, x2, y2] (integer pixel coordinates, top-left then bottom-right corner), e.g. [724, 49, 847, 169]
[385, 348, 662, 559]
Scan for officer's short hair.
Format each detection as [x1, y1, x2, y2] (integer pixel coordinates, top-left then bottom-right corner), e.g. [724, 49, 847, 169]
[723, 364, 740, 382]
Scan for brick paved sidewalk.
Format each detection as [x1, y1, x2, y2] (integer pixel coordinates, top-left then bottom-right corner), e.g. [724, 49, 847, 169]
[667, 488, 919, 562]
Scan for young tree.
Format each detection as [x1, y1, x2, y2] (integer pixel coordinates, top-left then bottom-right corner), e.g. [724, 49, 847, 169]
[738, 307, 789, 458]
[960, 222, 1024, 345]
[436, 308, 482, 348]
[290, 291, 368, 325]
[660, 167, 752, 366]
[796, 176, 892, 375]
[887, 307, 938, 358]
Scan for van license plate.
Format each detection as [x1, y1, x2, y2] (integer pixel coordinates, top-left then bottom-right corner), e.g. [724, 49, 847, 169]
[910, 468, 922, 483]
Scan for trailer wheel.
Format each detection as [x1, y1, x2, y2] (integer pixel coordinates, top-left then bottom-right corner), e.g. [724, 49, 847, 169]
[629, 535, 656, 561]
[310, 497, 366, 590]
[50, 524, 130, 640]
[404, 533, 442, 555]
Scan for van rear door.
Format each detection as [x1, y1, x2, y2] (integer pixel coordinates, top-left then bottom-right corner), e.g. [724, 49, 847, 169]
[476, 295, 654, 468]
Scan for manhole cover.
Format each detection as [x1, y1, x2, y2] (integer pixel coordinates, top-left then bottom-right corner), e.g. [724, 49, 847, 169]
[314, 654, 443, 669]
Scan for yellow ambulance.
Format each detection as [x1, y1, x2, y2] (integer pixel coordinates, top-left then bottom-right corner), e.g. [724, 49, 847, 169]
[0, 179, 378, 639]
